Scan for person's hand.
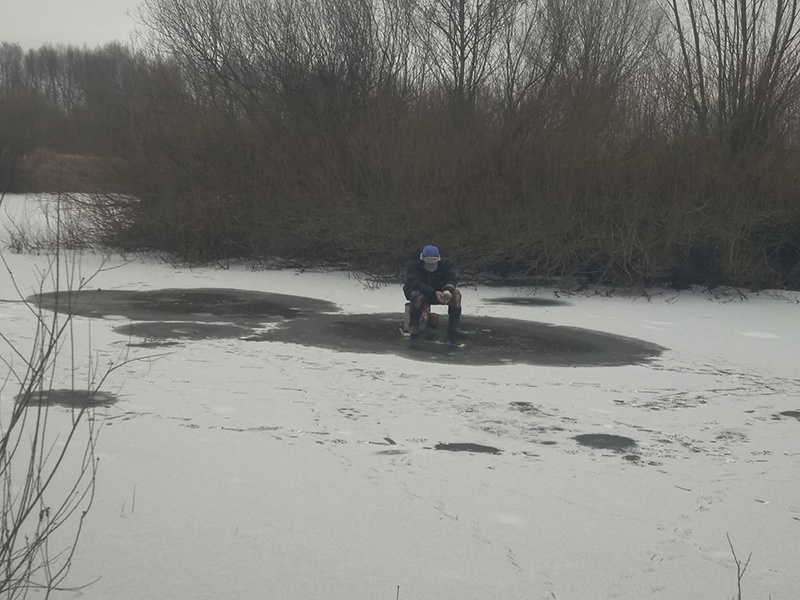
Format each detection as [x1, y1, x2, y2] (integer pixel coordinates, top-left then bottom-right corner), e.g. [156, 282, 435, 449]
[436, 291, 446, 304]
[441, 290, 453, 304]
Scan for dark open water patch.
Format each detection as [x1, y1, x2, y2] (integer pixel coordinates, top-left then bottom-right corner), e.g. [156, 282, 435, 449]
[31, 289, 664, 367]
[574, 433, 637, 450]
[247, 313, 664, 367]
[31, 288, 338, 324]
[778, 410, 800, 421]
[127, 340, 182, 349]
[115, 321, 254, 341]
[16, 389, 119, 408]
[435, 443, 502, 454]
[485, 297, 570, 307]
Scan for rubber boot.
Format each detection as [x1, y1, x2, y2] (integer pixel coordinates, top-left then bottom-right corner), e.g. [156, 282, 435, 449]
[408, 307, 422, 337]
[447, 306, 464, 339]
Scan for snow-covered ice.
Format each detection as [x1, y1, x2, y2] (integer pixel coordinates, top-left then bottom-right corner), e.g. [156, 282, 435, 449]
[1, 194, 799, 599]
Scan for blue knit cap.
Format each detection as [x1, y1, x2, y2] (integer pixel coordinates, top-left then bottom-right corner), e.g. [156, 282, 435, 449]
[420, 245, 441, 261]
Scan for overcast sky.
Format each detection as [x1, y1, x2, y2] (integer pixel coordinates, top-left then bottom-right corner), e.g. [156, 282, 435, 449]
[1, 0, 143, 50]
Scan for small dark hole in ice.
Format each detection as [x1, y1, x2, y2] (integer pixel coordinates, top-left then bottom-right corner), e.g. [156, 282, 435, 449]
[435, 443, 501, 454]
[574, 433, 637, 450]
[778, 410, 800, 421]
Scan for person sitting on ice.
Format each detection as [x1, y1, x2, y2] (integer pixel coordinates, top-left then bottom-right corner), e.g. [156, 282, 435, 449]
[403, 245, 463, 338]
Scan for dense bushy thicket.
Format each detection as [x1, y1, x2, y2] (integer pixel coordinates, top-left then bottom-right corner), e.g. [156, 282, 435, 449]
[2, 0, 800, 288]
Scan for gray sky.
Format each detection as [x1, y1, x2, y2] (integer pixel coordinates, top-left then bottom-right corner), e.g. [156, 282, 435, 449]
[0, 0, 143, 50]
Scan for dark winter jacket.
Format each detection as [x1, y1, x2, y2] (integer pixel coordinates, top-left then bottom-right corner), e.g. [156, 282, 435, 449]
[403, 259, 457, 302]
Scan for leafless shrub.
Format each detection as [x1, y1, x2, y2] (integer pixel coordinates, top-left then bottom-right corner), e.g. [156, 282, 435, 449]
[1, 194, 89, 254]
[726, 534, 752, 600]
[0, 185, 130, 596]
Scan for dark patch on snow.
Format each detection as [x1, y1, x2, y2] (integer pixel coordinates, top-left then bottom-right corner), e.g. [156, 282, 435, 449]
[31, 288, 664, 367]
[248, 313, 664, 367]
[17, 389, 119, 408]
[714, 429, 748, 442]
[32, 288, 338, 324]
[623, 454, 641, 462]
[539, 440, 558, 445]
[510, 401, 544, 415]
[485, 297, 570, 307]
[574, 433, 637, 450]
[778, 410, 800, 421]
[435, 442, 502, 454]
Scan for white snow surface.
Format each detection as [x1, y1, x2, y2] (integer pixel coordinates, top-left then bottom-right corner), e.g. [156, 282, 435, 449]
[2, 194, 800, 599]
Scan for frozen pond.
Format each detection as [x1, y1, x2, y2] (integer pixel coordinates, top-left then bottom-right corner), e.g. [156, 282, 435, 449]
[2, 194, 800, 600]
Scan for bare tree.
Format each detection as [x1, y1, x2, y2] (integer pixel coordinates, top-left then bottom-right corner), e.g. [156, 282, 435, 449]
[495, 0, 569, 116]
[665, 0, 800, 150]
[0, 44, 25, 98]
[52, 0, 800, 288]
[411, 0, 520, 124]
